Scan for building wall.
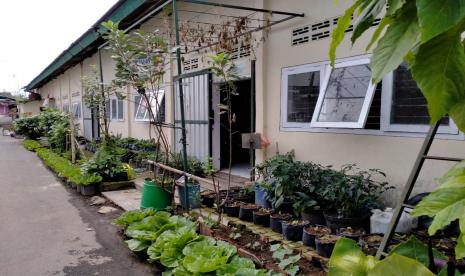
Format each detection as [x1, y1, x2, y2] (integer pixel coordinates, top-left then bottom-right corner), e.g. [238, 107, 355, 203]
[19, 101, 42, 117]
[31, 0, 465, 205]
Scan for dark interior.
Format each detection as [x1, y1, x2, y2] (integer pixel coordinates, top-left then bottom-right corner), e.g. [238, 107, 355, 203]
[220, 79, 252, 168]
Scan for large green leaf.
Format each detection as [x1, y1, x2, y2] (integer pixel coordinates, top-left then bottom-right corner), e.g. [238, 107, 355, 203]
[329, 238, 378, 276]
[329, 0, 364, 65]
[410, 27, 465, 126]
[370, 1, 420, 83]
[367, 254, 435, 276]
[366, 16, 392, 51]
[417, 0, 465, 42]
[388, 236, 445, 267]
[387, 0, 406, 15]
[182, 238, 237, 273]
[352, 0, 386, 43]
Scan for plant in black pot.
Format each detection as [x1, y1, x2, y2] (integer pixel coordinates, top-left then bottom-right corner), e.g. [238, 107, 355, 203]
[292, 192, 323, 225]
[282, 219, 309, 241]
[81, 147, 128, 182]
[303, 225, 331, 247]
[239, 204, 259, 222]
[270, 212, 293, 234]
[253, 208, 272, 227]
[320, 164, 393, 233]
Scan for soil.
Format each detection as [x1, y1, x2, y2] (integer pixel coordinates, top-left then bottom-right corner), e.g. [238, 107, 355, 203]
[285, 220, 308, 226]
[241, 204, 258, 209]
[226, 201, 243, 207]
[254, 208, 273, 215]
[317, 235, 340, 244]
[305, 226, 331, 236]
[339, 227, 365, 236]
[212, 224, 326, 276]
[270, 213, 293, 220]
[362, 234, 383, 244]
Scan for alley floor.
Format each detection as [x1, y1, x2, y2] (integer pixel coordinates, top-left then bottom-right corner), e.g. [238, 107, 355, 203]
[0, 135, 157, 276]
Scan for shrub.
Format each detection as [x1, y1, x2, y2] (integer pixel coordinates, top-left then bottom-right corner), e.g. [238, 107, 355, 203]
[36, 148, 101, 186]
[38, 109, 70, 153]
[81, 147, 127, 181]
[13, 116, 41, 139]
[23, 140, 42, 151]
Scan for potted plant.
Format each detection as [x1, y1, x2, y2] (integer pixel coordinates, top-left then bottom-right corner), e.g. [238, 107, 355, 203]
[360, 233, 384, 255]
[321, 165, 393, 232]
[315, 234, 340, 258]
[178, 180, 201, 209]
[254, 182, 272, 208]
[292, 192, 324, 225]
[337, 227, 366, 242]
[200, 190, 216, 208]
[224, 201, 242, 217]
[140, 178, 172, 210]
[80, 173, 102, 196]
[302, 225, 331, 247]
[239, 204, 259, 222]
[253, 208, 272, 227]
[236, 185, 255, 203]
[270, 212, 292, 234]
[282, 219, 309, 241]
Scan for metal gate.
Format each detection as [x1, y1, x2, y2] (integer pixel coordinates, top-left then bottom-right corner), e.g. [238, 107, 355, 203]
[174, 72, 212, 162]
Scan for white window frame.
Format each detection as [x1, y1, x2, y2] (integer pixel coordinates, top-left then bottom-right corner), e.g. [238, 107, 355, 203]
[72, 102, 81, 119]
[381, 72, 459, 135]
[311, 58, 376, 129]
[280, 63, 324, 129]
[135, 90, 165, 122]
[110, 98, 124, 121]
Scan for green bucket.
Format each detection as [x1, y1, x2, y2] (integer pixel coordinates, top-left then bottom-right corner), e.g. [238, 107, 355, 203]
[140, 178, 172, 210]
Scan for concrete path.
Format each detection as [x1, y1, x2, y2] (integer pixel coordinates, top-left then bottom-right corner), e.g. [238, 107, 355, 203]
[0, 136, 157, 276]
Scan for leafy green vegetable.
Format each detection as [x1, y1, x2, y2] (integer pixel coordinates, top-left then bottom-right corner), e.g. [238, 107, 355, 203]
[113, 209, 159, 228]
[147, 226, 200, 267]
[126, 239, 151, 252]
[216, 255, 267, 276]
[182, 238, 236, 273]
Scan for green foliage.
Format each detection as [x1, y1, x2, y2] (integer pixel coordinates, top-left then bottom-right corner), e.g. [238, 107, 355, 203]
[330, 0, 465, 131]
[37, 108, 70, 153]
[13, 116, 41, 139]
[35, 148, 101, 186]
[22, 139, 42, 151]
[115, 209, 266, 275]
[389, 236, 445, 267]
[329, 237, 440, 276]
[81, 147, 127, 181]
[411, 160, 465, 258]
[270, 243, 300, 276]
[320, 164, 392, 217]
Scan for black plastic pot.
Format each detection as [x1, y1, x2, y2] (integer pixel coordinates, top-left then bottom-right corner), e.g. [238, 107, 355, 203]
[270, 214, 292, 234]
[274, 201, 293, 214]
[102, 171, 127, 182]
[81, 184, 98, 196]
[315, 236, 338, 258]
[282, 221, 308, 241]
[253, 211, 270, 227]
[302, 226, 331, 247]
[302, 210, 326, 226]
[239, 205, 258, 222]
[324, 212, 370, 233]
[236, 194, 255, 204]
[224, 204, 241, 217]
[338, 227, 366, 242]
[201, 194, 216, 208]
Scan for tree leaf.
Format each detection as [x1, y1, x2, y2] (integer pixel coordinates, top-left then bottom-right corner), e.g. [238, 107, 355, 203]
[456, 233, 465, 259]
[410, 27, 465, 127]
[329, 0, 364, 66]
[367, 254, 435, 276]
[329, 237, 378, 276]
[416, 0, 465, 42]
[366, 16, 392, 51]
[449, 99, 465, 133]
[387, 0, 406, 15]
[352, 0, 386, 43]
[388, 236, 445, 267]
[370, 1, 420, 83]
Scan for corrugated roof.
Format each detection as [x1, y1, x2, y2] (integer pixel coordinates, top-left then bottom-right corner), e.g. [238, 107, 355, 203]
[25, 0, 166, 91]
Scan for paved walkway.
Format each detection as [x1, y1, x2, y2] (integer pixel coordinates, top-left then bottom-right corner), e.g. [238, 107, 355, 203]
[0, 136, 156, 276]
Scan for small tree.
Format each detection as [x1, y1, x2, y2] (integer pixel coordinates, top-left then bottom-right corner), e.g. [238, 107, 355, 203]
[100, 21, 171, 184]
[209, 52, 239, 207]
[82, 65, 123, 146]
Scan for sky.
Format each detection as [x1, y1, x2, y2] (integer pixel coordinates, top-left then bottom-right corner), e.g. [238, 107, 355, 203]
[0, 0, 118, 94]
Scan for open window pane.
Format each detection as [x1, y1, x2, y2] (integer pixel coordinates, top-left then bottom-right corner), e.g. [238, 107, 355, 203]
[135, 91, 164, 121]
[287, 71, 320, 123]
[312, 60, 375, 128]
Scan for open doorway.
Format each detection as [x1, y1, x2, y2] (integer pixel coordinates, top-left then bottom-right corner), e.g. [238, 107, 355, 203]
[218, 79, 252, 177]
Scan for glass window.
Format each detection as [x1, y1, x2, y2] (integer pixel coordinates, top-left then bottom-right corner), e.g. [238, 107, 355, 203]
[312, 59, 376, 128]
[111, 99, 117, 119]
[63, 103, 69, 113]
[287, 71, 320, 123]
[117, 99, 124, 120]
[135, 91, 165, 122]
[72, 102, 81, 119]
